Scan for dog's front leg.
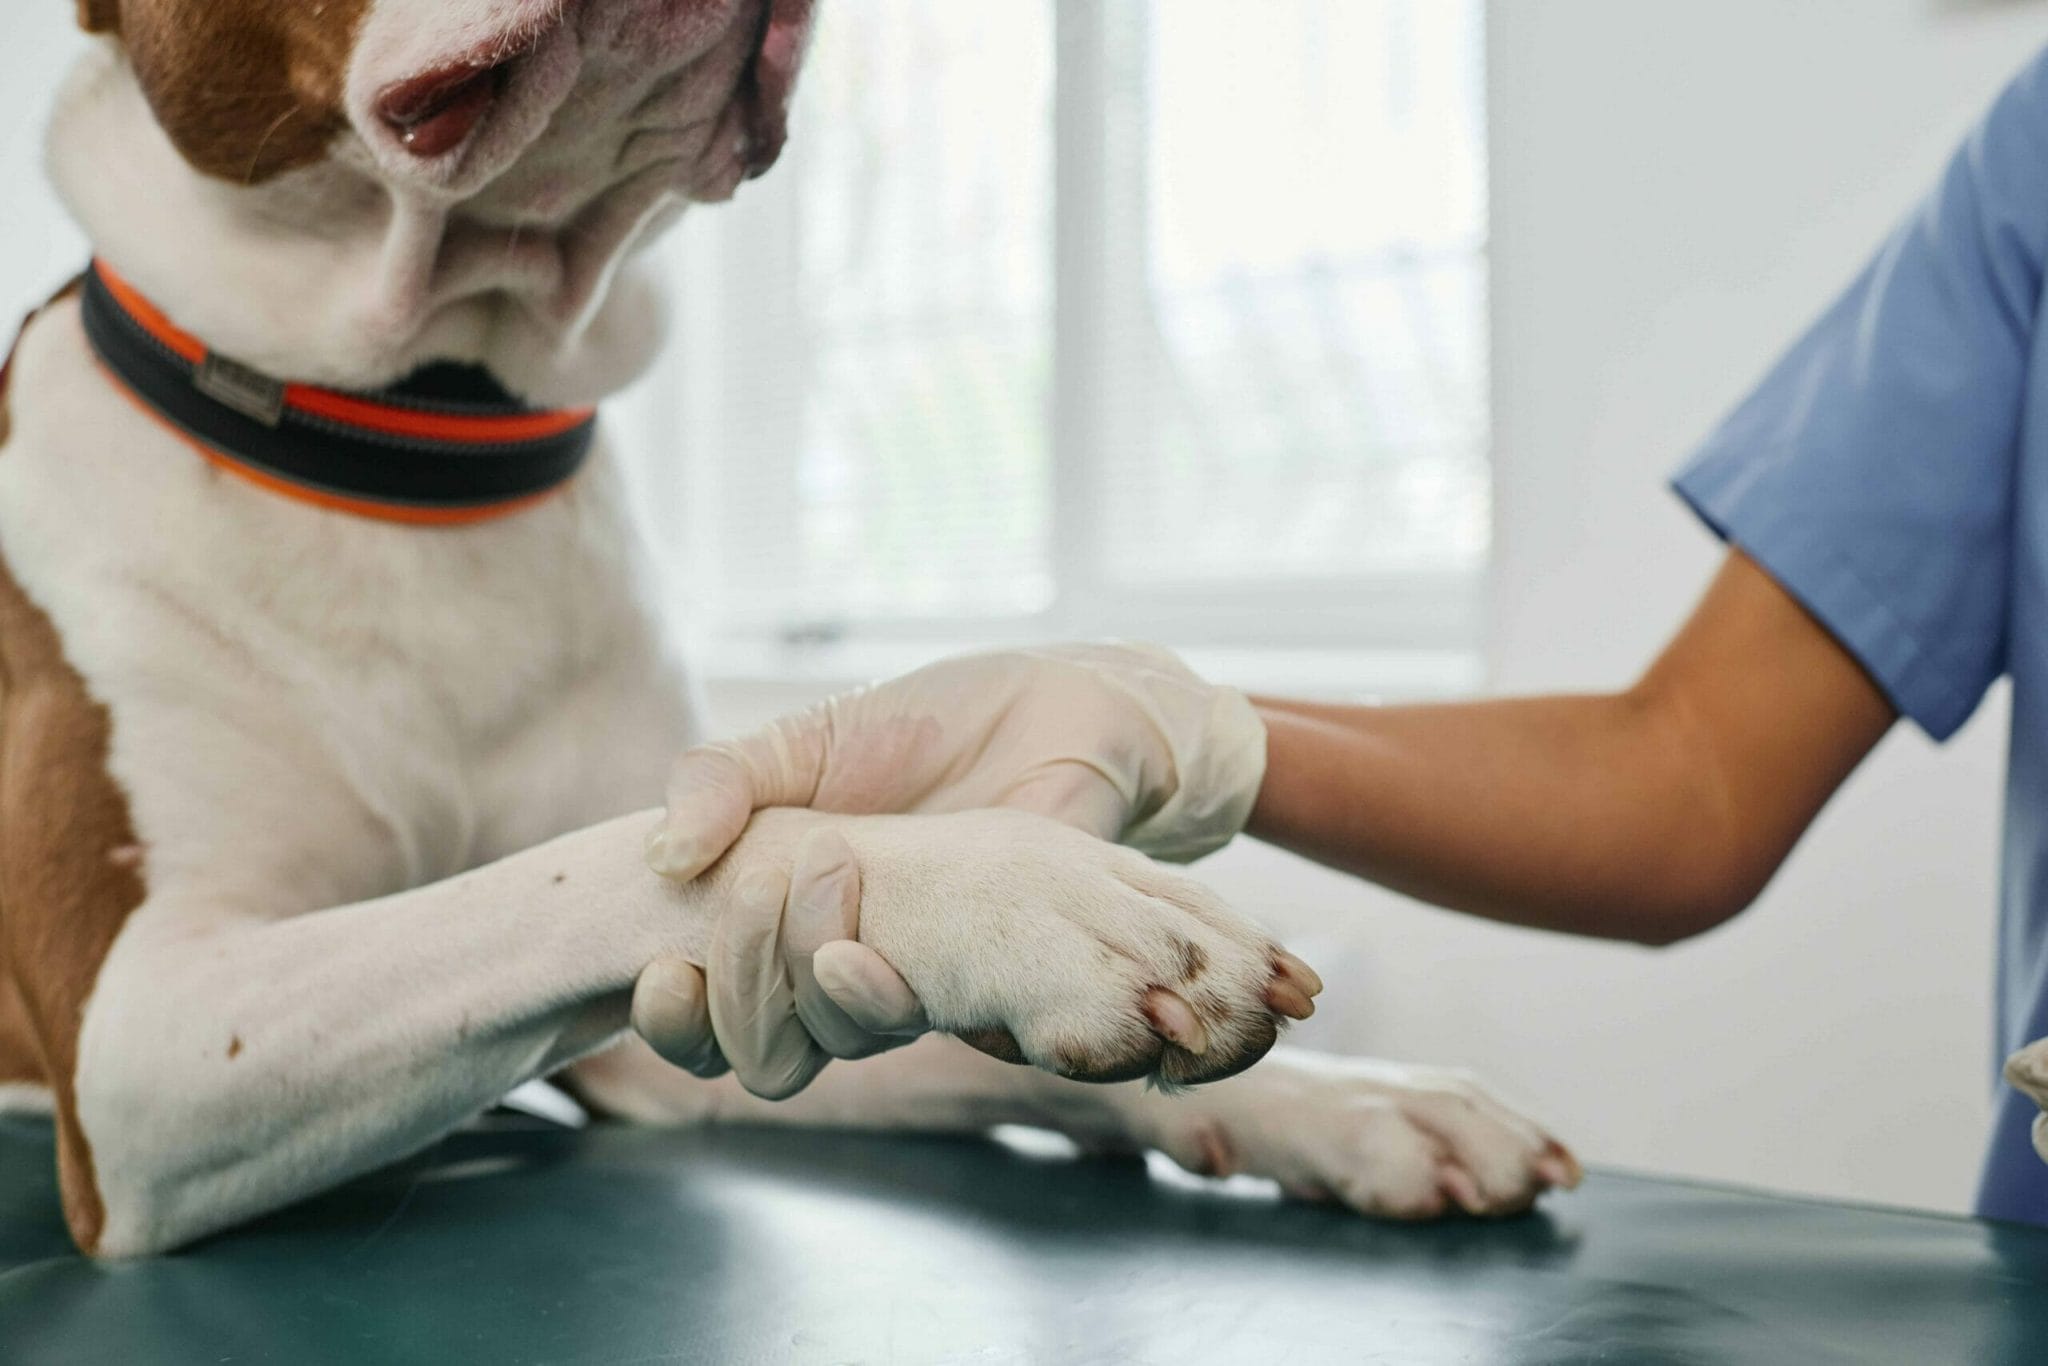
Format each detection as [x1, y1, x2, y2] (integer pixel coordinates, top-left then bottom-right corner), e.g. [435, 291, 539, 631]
[571, 1034, 1581, 1220]
[45, 804, 1289, 1255]
[39, 811, 730, 1258]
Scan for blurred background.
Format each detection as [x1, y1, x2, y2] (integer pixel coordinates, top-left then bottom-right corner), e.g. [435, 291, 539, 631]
[5, 0, 2046, 1214]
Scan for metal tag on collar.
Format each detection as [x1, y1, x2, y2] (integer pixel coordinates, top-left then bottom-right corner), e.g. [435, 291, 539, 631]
[195, 353, 286, 428]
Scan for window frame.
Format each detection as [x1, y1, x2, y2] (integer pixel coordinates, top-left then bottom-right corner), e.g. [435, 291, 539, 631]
[637, 0, 1489, 687]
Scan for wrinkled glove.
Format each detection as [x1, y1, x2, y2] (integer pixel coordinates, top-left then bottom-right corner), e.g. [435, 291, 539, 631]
[648, 642, 1266, 878]
[635, 643, 1268, 1097]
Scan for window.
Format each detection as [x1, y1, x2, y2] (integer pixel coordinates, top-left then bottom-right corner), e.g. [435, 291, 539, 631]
[643, 0, 1488, 684]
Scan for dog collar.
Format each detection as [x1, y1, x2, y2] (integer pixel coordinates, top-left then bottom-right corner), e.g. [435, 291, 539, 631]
[79, 261, 596, 525]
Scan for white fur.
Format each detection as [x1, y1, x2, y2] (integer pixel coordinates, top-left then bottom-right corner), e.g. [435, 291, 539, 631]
[14, 6, 1567, 1256]
[576, 1036, 1566, 1221]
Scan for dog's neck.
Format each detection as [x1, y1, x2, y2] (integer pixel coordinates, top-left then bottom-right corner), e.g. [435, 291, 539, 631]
[47, 42, 681, 408]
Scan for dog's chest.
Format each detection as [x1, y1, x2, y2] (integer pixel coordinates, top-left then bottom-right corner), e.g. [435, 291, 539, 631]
[0, 301, 692, 915]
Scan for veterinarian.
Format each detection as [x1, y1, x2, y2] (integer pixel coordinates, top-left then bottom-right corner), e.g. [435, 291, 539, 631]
[639, 54, 2048, 1224]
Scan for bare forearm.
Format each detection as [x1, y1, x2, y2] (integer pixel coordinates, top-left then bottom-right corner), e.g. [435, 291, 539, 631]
[1245, 553, 1897, 944]
[1249, 691, 1741, 942]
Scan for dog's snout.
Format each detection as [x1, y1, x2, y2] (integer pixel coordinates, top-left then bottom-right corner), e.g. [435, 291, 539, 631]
[369, 1, 575, 162]
[376, 65, 504, 159]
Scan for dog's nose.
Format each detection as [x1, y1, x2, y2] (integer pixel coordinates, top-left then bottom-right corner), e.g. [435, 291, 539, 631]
[376, 65, 504, 158]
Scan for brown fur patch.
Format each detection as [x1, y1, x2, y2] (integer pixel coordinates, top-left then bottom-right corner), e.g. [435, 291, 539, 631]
[77, 0, 121, 33]
[89, 0, 372, 184]
[0, 528, 151, 1253]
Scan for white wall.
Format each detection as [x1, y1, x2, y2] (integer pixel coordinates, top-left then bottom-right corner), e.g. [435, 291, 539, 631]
[4, 3, 2043, 1214]
[0, 14, 88, 319]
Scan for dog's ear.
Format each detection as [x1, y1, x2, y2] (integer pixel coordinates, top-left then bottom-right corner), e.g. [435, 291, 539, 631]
[77, 0, 120, 33]
[740, 0, 816, 181]
[101, 1, 370, 184]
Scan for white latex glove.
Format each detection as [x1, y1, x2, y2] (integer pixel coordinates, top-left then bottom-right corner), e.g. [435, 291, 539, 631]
[635, 643, 1271, 1095]
[2004, 1039, 2048, 1166]
[631, 828, 931, 1099]
[648, 642, 1267, 878]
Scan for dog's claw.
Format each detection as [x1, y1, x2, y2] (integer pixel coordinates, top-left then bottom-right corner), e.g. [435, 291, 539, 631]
[1439, 1165, 1487, 1216]
[1275, 951, 1323, 998]
[1536, 1142, 1584, 1189]
[1143, 987, 1211, 1056]
[1264, 980, 1316, 1020]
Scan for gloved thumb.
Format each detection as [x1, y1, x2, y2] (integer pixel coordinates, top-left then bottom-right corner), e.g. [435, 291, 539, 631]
[648, 746, 759, 880]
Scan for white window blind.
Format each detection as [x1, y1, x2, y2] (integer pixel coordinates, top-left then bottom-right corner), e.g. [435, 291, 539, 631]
[650, 0, 1488, 670]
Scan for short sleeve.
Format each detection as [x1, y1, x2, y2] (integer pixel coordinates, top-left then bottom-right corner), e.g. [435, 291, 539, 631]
[1673, 51, 2048, 740]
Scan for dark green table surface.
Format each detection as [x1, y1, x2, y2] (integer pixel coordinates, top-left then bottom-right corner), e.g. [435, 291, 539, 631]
[4, 1113, 2048, 1364]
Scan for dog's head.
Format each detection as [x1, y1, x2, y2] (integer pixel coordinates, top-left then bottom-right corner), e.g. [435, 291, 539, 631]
[75, 0, 811, 197]
[58, 1, 815, 393]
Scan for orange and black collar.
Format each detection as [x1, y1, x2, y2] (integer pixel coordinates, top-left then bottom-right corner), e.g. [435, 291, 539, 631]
[79, 261, 597, 525]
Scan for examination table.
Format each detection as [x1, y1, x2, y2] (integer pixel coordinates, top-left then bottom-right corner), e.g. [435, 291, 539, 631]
[3, 1111, 2047, 1363]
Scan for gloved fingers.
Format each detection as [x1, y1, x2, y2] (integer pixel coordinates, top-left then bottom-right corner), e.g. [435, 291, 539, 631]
[813, 940, 931, 1039]
[2004, 1039, 2048, 1107]
[2003, 1042, 2048, 1166]
[784, 831, 924, 1058]
[709, 869, 832, 1100]
[630, 957, 731, 1079]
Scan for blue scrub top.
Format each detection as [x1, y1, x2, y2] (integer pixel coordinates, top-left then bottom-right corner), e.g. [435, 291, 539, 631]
[1672, 48, 2048, 1225]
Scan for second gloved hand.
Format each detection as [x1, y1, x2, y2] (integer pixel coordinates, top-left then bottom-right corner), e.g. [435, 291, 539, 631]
[646, 642, 1267, 880]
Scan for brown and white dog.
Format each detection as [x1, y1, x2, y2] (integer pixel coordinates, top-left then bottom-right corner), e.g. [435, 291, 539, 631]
[0, 0, 1572, 1257]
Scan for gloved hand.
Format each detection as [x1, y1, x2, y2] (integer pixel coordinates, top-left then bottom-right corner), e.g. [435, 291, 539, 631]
[635, 643, 1272, 1097]
[632, 826, 934, 1098]
[649, 642, 1266, 876]
[2005, 1038, 2048, 1166]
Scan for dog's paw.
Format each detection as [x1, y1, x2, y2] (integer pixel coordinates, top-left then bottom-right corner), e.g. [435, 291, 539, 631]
[1130, 1048, 1582, 1218]
[742, 808, 1313, 1088]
